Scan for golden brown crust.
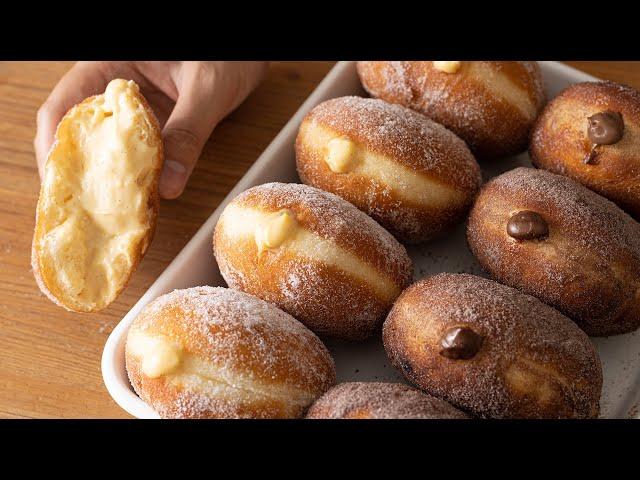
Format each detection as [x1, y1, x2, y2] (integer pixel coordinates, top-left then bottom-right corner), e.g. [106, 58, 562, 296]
[125, 287, 336, 419]
[126, 357, 304, 419]
[215, 246, 390, 340]
[530, 80, 640, 219]
[213, 183, 413, 341]
[467, 167, 640, 336]
[231, 183, 411, 285]
[383, 274, 602, 419]
[305, 382, 469, 419]
[32, 81, 163, 312]
[357, 61, 546, 159]
[295, 96, 482, 243]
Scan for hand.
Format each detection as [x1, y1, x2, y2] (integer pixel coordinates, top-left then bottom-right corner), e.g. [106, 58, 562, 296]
[34, 61, 268, 198]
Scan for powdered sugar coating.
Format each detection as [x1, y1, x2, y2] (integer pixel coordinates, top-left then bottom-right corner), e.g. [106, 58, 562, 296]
[486, 168, 640, 257]
[467, 167, 640, 336]
[296, 96, 482, 243]
[138, 285, 317, 338]
[383, 273, 603, 418]
[357, 61, 546, 159]
[126, 286, 336, 418]
[214, 182, 413, 340]
[303, 96, 481, 191]
[530, 80, 640, 219]
[232, 182, 412, 282]
[306, 382, 469, 419]
[558, 80, 640, 118]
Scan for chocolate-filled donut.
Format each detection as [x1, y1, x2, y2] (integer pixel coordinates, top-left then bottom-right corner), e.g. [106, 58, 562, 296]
[305, 382, 469, 419]
[530, 80, 640, 219]
[467, 167, 640, 336]
[357, 61, 546, 159]
[383, 273, 602, 419]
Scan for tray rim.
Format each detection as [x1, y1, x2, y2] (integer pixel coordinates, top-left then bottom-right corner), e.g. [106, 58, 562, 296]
[101, 61, 360, 419]
[102, 61, 634, 419]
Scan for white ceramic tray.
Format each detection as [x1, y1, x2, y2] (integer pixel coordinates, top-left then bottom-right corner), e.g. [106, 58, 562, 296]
[102, 61, 640, 419]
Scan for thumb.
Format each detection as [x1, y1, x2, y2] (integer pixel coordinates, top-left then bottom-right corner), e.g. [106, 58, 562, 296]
[159, 92, 220, 199]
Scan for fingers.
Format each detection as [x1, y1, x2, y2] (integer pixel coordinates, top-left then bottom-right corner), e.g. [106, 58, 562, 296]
[159, 62, 268, 199]
[159, 69, 221, 199]
[35, 61, 268, 200]
[34, 62, 111, 178]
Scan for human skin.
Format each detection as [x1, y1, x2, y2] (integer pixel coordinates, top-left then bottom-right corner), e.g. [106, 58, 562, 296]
[34, 61, 268, 198]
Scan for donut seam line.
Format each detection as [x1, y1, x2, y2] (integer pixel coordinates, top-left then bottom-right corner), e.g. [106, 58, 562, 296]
[303, 124, 469, 209]
[505, 357, 578, 413]
[169, 362, 315, 408]
[129, 325, 319, 404]
[129, 344, 315, 408]
[467, 62, 537, 120]
[219, 204, 400, 302]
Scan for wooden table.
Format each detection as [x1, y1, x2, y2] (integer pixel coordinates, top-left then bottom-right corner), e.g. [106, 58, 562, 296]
[1, 61, 639, 419]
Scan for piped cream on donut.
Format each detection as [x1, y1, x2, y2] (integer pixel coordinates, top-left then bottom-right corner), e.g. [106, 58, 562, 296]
[127, 329, 317, 409]
[296, 96, 482, 243]
[254, 209, 298, 253]
[213, 182, 413, 340]
[125, 286, 336, 418]
[467, 167, 640, 336]
[326, 137, 358, 173]
[433, 61, 462, 74]
[309, 124, 467, 209]
[383, 273, 603, 418]
[220, 202, 399, 303]
[530, 81, 640, 219]
[356, 61, 546, 159]
[127, 333, 183, 378]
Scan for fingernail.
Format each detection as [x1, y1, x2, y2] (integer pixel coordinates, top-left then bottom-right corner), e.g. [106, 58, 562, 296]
[160, 160, 187, 199]
[166, 159, 187, 174]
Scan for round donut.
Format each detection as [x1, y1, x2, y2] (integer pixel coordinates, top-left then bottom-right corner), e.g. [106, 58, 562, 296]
[295, 96, 482, 244]
[530, 80, 640, 219]
[356, 61, 546, 159]
[213, 182, 413, 341]
[383, 273, 602, 419]
[125, 286, 336, 419]
[467, 167, 640, 336]
[305, 382, 469, 419]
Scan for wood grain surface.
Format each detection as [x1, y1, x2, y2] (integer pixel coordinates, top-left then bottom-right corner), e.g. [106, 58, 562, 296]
[1, 61, 639, 419]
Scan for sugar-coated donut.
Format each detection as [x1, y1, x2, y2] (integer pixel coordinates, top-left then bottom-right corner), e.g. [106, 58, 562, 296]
[356, 61, 546, 159]
[305, 382, 469, 419]
[125, 286, 336, 419]
[383, 273, 602, 419]
[213, 182, 413, 341]
[530, 81, 640, 219]
[32, 79, 163, 312]
[295, 96, 482, 244]
[467, 167, 640, 336]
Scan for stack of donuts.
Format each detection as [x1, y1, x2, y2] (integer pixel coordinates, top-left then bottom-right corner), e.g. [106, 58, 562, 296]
[126, 61, 640, 419]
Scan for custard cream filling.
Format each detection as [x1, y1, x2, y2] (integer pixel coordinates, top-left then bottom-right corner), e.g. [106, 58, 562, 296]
[127, 330, 315, 408]
[255, 209, 298, 254]
[37, 79, 159, 308]
[127, 332, 183, 378]
[433, 61, 462, 74]
[326, 137, 358, 173]
[220, 203, 400, 302]
[306, 124, 466, 209]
